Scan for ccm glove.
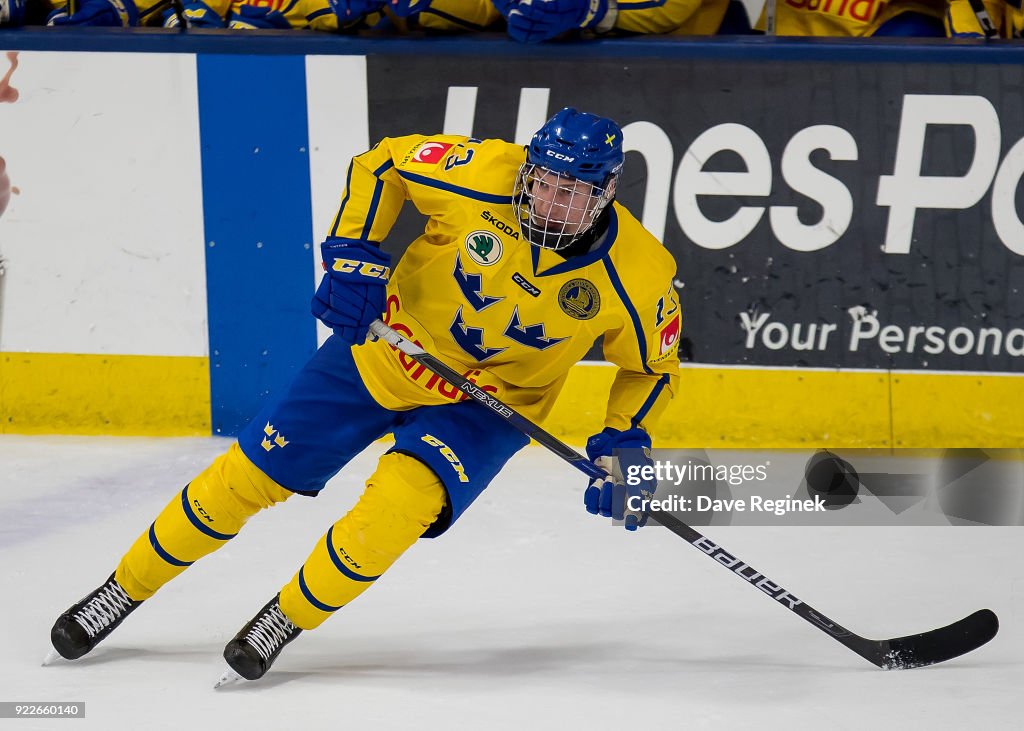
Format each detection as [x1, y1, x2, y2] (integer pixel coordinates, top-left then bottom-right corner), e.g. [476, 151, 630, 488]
[48, 0, 139, 25]
[584, 426, 654, 531]
[504, 0, 608, 43]
[311, 238, 391, 346]
[387, 0, 429, 16]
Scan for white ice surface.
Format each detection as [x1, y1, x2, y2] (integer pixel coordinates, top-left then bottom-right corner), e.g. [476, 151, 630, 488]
[1, 436, 1020, 730]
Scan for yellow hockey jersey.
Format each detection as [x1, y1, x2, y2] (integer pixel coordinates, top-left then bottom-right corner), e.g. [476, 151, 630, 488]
[417, 0, 730, 35]
[756, 0, 944, 37]
[152, 0, 377, 30]
[329, 134, 681, 436]
[945, 0, 1023, 37]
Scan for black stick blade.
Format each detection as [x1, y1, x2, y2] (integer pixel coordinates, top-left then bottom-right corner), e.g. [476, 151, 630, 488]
[872, 609, 999, 670]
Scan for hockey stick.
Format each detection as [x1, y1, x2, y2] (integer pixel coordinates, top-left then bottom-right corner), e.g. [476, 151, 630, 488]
[967, 0, 999, 38]
[368, 319, 998, 669]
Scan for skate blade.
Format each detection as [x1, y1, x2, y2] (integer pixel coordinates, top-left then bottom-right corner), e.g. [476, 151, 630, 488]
[214, 667, 244, 689]
[41, 649, 63, 667]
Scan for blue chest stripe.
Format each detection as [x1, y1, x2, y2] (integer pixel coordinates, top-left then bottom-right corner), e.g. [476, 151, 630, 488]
[398, 169, 512, 204]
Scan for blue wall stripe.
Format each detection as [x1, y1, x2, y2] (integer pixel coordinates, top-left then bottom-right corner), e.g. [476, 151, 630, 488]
[197, 55, 318, 436]
[8, 31, 1024, 66]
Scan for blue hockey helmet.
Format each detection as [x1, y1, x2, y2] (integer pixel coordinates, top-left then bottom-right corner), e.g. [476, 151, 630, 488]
[514, 108, 624, 251]
[526, 107, 624, 186]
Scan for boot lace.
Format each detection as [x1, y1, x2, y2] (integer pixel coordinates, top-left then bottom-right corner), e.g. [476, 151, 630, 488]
[244, 603, 297, 661]
[73, 580, 134, 638]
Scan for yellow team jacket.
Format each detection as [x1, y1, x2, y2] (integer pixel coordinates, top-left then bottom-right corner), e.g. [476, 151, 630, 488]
[327, 134, 681, 436]
[756, 0, 945, 36]
[147, 0, 375, 30]
[945, 0, 1023, 37]
[418, 0, 730, 35]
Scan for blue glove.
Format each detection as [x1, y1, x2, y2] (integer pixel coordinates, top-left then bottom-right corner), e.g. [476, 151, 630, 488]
[228, 4, 291, 28]
[387, 0, 429, 17]
[1, 0, 26, 26]
[327, 0, 385, 20]
[584, 427, 654, 531]
[504, 0, 607, 43]
[163, 0, 226, 27]
[311, 238, 391, 346]
[47, 0, 139, 25]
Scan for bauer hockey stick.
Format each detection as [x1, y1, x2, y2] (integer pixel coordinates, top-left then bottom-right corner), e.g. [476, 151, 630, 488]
[368, 319, 998, 670]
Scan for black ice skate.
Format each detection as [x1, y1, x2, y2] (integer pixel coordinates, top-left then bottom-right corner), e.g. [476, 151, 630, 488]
[49, 574, 142, 661]
[218, 595, 302, 685]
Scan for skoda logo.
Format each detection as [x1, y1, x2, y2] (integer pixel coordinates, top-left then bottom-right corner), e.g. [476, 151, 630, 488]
[465, 230, 502, 266]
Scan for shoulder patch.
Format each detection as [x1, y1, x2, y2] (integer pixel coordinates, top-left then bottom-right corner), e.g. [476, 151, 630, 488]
[656, 314, 681, 356]
[402, 140, 455, 169]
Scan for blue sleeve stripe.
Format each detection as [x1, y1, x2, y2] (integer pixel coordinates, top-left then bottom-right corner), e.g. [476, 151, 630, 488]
[361, 159, 395, 241]
[602, 256, 654, 375]
[617, 0, 667, 8]
[397, 169, 512, 204]
[305, 7, 333, 21]
[631, 372, 671, 427]
[325, 236, 377, 247]
[325, 525, 381, 582]
[180, 486, 237, 541]
[298, 567, 345, 612]
[330, 161, 355, 238]
[148, 524, 193, 567]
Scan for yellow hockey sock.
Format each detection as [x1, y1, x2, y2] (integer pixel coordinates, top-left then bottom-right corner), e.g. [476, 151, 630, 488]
[116, 443, 291, 601]
[279, 452, 446, 630]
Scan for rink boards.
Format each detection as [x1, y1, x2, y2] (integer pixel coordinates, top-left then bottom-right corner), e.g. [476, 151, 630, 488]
[0, 35, 1021, 446]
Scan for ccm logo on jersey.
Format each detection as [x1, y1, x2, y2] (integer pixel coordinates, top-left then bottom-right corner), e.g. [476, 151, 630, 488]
[332, 259, 391, 280]
[410, 141, 454, 166]
[658, 315, 681, 354]
[421, 434, 470, 483]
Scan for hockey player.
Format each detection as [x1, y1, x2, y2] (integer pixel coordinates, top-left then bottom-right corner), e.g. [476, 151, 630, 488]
[48, 108, 680, 682]
[755, 0, 948, 36]
[945, 0, 1023, 37]
[500, 0, 749, 42]
[326, 0, 750, 40]
[44, 0, 378, 30]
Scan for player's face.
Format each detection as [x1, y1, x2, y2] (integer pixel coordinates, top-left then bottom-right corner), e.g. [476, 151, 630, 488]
[528, 167, 595, 234]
